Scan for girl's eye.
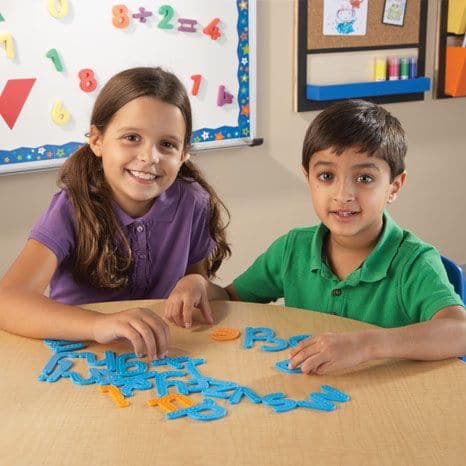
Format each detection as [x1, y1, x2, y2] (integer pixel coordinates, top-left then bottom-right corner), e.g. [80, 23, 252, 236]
[317, 172, 333, 181]
[124, 134, 140, 143]
[161, 140, 179, 151]
[356, 174, 374, 184]
[161, 140, 175, 148]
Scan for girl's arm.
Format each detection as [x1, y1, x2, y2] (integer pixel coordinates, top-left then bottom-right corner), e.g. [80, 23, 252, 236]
[289, 306, 466, 374]
[165, 260, 231, 328]
[0, 240, 169, 359]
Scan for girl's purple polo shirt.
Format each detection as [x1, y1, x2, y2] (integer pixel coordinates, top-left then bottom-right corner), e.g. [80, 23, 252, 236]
[29, 179, 216, 305]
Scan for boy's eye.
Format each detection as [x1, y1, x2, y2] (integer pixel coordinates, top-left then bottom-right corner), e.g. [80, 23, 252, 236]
[356, 174, 374, 184]
[317, 172, 333, 181]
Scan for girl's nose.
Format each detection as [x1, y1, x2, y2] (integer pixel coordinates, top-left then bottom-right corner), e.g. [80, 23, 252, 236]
[139, 145, 160, 164]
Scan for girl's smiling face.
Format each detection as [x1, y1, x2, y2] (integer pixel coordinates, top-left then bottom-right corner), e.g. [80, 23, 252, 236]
[90, 96, 187, 218]
[304, 146, 406, 248]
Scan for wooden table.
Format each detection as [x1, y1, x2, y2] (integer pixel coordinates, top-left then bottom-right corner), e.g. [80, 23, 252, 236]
[1, 300, 465, 466]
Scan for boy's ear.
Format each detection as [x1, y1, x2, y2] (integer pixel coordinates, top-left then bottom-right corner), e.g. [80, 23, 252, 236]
[88, 125, 103, 157]
[301, 166, 310, 179]
[388, 171, 407, 203]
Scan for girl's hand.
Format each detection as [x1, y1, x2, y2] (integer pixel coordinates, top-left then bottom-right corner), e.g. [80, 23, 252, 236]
[92, 307, 169, 360]
[165, 274, 214, 328]
[288, 331, 370, 375]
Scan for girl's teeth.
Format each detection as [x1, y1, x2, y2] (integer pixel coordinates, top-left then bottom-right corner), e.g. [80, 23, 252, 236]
[130, 170, 156, 180]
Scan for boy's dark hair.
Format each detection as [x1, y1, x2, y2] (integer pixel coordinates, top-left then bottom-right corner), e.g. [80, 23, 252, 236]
[59, 67, 230, 289]
[302, 99, 407, 181]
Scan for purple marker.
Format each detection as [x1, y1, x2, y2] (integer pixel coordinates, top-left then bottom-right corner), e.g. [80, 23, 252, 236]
[409, 57, 417, 79]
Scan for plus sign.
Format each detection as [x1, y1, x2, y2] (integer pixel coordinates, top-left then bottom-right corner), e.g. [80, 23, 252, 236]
[132, 7, 153, 23]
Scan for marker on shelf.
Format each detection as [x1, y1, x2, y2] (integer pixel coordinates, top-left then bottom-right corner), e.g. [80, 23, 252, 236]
[388, 56, 399, 80]
[400, 57, 409, 80]
[374, 57, 387, 81]
[408, 56, 417, 79]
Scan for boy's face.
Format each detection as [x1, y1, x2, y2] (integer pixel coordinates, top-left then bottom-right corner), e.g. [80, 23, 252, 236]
[303, 147, 406, 247]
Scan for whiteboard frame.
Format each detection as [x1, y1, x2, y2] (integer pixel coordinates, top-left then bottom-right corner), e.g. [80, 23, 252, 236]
[0, 0, 257, 175]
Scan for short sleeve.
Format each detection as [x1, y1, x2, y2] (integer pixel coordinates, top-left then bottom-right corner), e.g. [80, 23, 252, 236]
[187, 190, 216, 266]
[232, 234, 288, 303]
[400, 248, 464, 322]
[29, 190, 76, 263]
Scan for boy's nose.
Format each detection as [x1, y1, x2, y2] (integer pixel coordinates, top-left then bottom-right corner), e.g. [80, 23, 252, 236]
[333, 180, 355, 202]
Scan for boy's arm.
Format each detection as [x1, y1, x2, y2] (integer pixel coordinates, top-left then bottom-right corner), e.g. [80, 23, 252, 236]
[366, 306, 466, 361]
[289, 305, 466, 375]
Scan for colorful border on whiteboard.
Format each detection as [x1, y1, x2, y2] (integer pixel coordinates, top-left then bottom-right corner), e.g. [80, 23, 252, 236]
[0, 0, 252, 168]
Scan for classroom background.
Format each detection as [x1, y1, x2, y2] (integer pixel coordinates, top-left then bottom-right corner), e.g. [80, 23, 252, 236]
[1, 0, 465, 285]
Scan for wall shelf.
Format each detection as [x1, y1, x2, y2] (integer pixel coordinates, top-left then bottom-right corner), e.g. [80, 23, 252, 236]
[295, 0, 428, 111]
[307, 78, 431, 101]
[435, 0, 466, 98]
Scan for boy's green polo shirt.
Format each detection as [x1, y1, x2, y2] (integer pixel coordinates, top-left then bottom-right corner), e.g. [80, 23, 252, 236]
[232, 213, 463, 328]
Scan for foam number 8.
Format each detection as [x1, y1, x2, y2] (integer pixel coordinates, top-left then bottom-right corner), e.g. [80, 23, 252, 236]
[112, 4, 130, 29]
[158, 5, 174, 29]
[51, 101, 70, 125]
[47, 0, 69, 19]
[78, 69, 97, 92]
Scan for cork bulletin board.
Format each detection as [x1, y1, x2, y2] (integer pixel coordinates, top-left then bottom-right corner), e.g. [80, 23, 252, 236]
[307, 0, 421, 50]
[295, 0, 429, 112]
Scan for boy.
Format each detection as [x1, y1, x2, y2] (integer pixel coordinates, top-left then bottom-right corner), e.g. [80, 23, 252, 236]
[166, 99, 466, 375]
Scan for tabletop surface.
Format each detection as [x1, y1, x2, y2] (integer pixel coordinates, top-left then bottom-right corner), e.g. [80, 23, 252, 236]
[1, 299, 465, 466]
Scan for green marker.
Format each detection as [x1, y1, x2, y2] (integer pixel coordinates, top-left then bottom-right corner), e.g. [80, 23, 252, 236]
[400, 57, 409, 80]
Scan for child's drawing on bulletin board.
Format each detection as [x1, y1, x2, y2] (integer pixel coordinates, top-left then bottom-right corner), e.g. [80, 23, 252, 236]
[323, 0, 368, 36]
[0, 0, 257, 174]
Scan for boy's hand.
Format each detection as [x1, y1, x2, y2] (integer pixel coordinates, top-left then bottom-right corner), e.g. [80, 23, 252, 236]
[165, 274, 214, 328]
[92, 307, 169, 360]
[289, 331, 369, 375]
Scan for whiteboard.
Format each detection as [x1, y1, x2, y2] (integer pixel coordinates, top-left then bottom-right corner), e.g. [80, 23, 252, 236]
[0, 0, 257, 174]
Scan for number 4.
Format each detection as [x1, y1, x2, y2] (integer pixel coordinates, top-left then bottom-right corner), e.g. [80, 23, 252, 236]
[203, 18, 221, 40]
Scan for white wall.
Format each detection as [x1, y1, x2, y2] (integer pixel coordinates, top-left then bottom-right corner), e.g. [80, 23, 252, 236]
[1, 0, 465, 287]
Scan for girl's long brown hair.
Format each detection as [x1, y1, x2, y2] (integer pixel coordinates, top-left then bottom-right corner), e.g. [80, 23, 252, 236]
[59, 67, 230, 289]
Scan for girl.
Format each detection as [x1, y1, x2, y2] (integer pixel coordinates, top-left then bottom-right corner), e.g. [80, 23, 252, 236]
[0, 67, 230, 360]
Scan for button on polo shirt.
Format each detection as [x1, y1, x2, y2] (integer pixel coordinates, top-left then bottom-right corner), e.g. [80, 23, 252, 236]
[29, 179, 216, 305]
[233, 212, 464, 328]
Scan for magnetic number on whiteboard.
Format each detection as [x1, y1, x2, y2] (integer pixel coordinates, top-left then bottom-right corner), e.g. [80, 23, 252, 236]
[47, 0, 69, 19]
[0, 33, 14, 59]
[112, 4, 130, 29]
[46, 48, 63, 72]
[78, 69, 97, 92]
[203, 18, 221, 40]
[158, 5, 174, 29]
[52, 101, 70, 125]
[190, 75, 202, 96]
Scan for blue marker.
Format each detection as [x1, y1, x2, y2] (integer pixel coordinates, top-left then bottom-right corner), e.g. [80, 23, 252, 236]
[409, 57, 417, 79]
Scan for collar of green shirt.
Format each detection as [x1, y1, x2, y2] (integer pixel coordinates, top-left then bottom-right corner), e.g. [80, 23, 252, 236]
[309, 211, 404, 286]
